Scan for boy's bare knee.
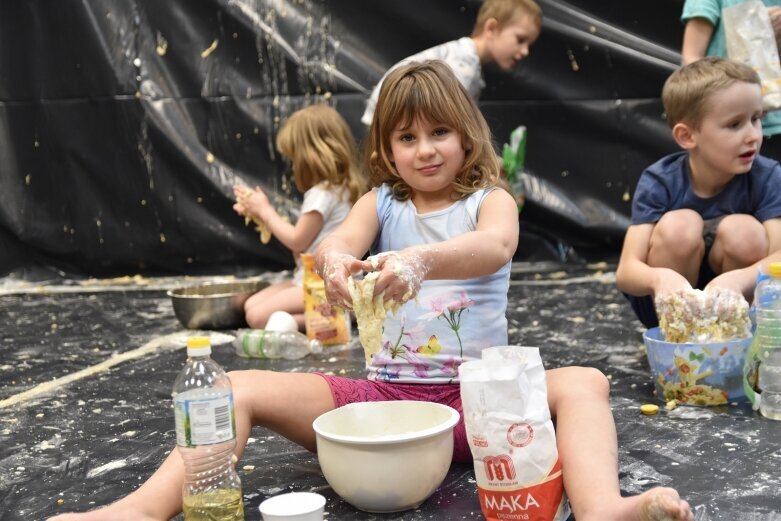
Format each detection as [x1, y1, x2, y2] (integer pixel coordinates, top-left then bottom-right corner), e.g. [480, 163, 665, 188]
[716, 215, 768, 266]
[653, 210, 704, 255]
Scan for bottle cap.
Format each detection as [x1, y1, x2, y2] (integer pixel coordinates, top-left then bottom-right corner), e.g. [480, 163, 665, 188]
[770, 262, 781, 279]
[309, 339, 324, 355]
[186, 336, 212, 356]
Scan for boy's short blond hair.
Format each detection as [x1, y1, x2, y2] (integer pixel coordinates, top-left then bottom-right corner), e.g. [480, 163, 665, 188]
[472, 0, 542, 36]
[662, 57, 761, 129]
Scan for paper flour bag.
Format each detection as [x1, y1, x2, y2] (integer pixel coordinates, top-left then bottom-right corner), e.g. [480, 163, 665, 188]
[460, 346, 569, 521]
[723, 0, 781, 112]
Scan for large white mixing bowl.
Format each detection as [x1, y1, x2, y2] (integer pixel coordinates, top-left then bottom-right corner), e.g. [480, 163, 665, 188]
[312, 400, 459, 513]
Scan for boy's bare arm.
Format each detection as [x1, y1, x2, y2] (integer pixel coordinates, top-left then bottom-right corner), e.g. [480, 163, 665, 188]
[681, 17, 713, 65]
[616, 223, 690, 297]
[767, 217, 781, 256]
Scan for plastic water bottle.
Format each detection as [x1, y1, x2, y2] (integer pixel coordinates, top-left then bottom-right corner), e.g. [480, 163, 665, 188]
[753, 262, 781, 420]
[173, 336, 245, 520]
[233, 329, 323, 359]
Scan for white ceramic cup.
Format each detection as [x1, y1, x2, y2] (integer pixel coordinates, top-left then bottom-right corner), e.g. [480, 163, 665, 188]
[265, 310, 299, 332]
[259, 492, 326, 521]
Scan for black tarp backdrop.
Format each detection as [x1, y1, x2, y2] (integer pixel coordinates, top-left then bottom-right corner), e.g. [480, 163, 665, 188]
[0, 0, 685, 278]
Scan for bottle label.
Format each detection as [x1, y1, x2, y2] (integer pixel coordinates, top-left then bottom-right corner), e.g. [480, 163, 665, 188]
[242, 329, 268, 358]
[174, 390, 236, 447]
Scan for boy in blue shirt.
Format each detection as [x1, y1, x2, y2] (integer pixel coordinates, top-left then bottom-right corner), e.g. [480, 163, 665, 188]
[617, 57, 781, 328]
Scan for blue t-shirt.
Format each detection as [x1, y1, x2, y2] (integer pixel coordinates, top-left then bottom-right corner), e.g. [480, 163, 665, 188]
[631, 151, 781, 225]
[367, 184, 511, 384]
[681, 0, 781, 135]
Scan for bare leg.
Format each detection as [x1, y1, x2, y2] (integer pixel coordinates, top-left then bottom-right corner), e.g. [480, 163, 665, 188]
[709, 214, 767, 274]
[244, 282, 305, 330]
[647, 209, 705, 287]
[49, 371, 335, 521]
[547, 367, 693, 521]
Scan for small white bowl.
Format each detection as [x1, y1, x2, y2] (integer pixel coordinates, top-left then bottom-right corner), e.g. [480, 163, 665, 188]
[312, 400, 459, 513]
[259, 491, 325, 521]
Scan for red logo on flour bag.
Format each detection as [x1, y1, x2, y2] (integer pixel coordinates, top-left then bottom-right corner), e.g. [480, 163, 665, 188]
[479, 458, 565, 520]
[484, 455, 516, 481]
[460, 346, 570, 521]
[473, 435, 489, 448]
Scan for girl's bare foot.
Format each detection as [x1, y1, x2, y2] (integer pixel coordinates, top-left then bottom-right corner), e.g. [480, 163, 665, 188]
[48, 507, 161, 521]
[579, 487, 694, 521]
[636, 487, 694, 521]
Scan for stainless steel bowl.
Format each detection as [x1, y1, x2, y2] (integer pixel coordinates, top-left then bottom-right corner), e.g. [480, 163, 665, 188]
[167, 280, 269, 330]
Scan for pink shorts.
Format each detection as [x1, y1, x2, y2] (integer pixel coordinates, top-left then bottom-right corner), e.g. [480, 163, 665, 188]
[315, 374, 471, 463]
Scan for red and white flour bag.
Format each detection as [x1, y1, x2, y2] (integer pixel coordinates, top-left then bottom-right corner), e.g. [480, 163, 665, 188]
[459, 346, 569, 521]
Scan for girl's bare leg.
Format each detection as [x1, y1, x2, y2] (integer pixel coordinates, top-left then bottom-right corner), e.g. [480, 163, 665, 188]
[49, 371, 335, 521]
[547, 367, 694, 521]
[244, 282, 305, 330]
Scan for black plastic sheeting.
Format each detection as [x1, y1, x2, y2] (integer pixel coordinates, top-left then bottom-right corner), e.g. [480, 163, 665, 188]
[0, 0, 686, 277]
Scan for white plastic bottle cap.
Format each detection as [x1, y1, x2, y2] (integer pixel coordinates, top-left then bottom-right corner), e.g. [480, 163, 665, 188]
[266, 311, 299, 332]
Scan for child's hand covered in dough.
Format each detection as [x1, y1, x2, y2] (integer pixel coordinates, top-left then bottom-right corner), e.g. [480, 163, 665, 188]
[365, 248, 431, 306]
[316, 251, 363, 310]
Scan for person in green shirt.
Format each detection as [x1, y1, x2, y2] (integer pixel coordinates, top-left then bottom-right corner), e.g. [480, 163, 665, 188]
[681, 0, 781, 153]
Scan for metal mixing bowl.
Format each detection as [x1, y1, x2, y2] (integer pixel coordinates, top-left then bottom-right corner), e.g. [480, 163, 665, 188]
[167, 280, 268, 330]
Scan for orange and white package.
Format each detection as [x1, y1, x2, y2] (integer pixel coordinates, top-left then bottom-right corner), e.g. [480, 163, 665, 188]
[460, 346, 569, 521]
[301, 253, 351, 346]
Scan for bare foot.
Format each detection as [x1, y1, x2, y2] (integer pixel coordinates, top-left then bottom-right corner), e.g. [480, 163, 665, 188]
[579, 487, 694, 521]
[637, 487, 694, 521]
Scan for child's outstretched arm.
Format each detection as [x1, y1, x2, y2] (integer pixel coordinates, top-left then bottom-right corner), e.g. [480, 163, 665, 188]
[414, 188, 517, 278]
[616, 223, 692, 298]
[233, 184, 323, 254]
[367, 189, 519, 305]
[315, 191, 381, 309]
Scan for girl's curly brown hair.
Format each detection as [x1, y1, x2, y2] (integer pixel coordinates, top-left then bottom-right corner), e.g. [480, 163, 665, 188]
[363, 60, 499, 201]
